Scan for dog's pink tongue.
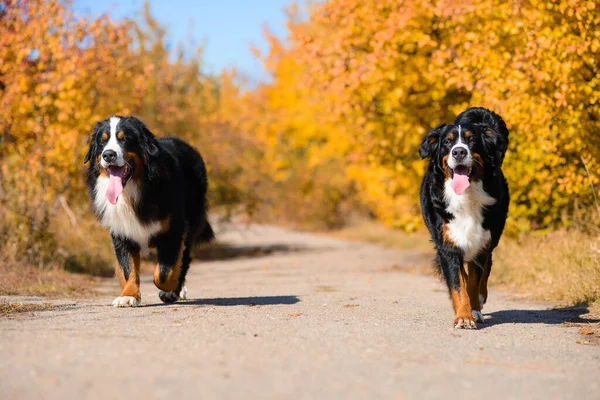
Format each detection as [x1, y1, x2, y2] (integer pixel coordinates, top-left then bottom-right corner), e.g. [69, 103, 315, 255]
[451, 173, 470, 195]
[106, 167, 124, 205]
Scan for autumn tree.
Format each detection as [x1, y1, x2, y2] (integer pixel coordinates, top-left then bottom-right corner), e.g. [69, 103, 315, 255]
[249, 0, 600, 232]
[0, 1, 266, 267]
[0, 0, 140, 265]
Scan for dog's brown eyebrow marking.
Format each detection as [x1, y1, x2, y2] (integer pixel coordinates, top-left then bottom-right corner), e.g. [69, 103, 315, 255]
[117, 131, 125, 140]
[101, 132, 108, 141]
[447, 133, 454, 140]
[465, 131, 472, 139]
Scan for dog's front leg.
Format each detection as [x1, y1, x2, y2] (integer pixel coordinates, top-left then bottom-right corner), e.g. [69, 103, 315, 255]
[438, 249, 476, 329]
[111, 236, 141, 307]
[467, 251, 491, 323]
[153, 232, 185, 304]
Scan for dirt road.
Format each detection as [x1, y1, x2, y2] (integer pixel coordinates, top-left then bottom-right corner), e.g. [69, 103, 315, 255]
[1, 224, 599, 399]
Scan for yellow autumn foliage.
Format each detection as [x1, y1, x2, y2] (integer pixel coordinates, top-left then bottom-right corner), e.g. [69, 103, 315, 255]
[1, 0, 599, 270]
[246, 0, 600, 233]
[0, 1, 258, 266]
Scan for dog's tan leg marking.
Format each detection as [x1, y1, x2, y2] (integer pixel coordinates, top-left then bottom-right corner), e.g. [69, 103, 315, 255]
[115, 263, 127, 288]
[450, 265, 476, 329]
[153, 244, 183, 293]
[113, 251, 141, 307]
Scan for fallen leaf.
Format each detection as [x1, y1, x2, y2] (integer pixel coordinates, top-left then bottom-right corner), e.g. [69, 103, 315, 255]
[316, 285, 336, 292]
[289, 312, 303, 317]
[579, 328, 594, 335]
[343, 304, 359, 308]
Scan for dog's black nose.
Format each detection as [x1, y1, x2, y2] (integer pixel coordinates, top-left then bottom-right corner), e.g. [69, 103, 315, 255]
[452, 147, 467, 161]
[102, 150, 117, 163]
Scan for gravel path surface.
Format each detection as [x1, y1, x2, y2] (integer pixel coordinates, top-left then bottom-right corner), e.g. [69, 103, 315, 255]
[1, 224, 599, 399]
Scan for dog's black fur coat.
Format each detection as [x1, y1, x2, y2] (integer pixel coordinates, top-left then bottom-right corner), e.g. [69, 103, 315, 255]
[84, 116, 213, 304]
[418, 107, 509, 327]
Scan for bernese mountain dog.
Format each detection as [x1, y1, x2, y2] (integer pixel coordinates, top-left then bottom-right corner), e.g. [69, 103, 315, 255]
[84, 116, 214, 307]
[419, 107, 509, 329]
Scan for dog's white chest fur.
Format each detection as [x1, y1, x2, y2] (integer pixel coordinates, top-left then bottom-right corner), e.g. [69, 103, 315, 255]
[94, 177, 161, 251]
[444, 180, 496, 262]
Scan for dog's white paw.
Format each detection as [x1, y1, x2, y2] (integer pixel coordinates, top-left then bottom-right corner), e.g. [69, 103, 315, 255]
[472, 310, 485, 323]
[112, 296, 140, 307]
[159, 290, 180, 304]
[179, 285, 187, 300]
[454, 317, 477, 330]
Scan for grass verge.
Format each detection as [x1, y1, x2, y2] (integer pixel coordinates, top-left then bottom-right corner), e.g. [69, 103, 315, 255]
[493, 230, 600, 315]
[334, 220, 600, 316]
[0, 209, 114, 297]
[52, 212, 114, 277]
[0, 263, 98, 298]
[332, 220, 432, 252]
[0, 302, 56, 318]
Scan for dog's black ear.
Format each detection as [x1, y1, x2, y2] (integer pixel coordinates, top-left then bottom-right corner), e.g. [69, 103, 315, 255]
[419, 124, 446, 159]
[145, 135, 159, 157]
[83, 144, 93, 164]
[83, 121, 102, 164]
[482, 127, 509, 171]
[129, 117, 160, 160]
[141, 126, 159, 158]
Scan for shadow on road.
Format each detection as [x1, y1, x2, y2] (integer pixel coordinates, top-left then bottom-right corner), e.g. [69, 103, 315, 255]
[192, 243, 310, 261]
[144, 295, 300, 307]
[481, 306, 600, 329]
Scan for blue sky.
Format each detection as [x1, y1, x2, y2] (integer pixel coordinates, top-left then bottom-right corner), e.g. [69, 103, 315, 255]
[73, 0, 292, 84]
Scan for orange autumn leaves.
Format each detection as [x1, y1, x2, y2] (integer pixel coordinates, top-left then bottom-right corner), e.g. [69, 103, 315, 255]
[0, 0, 139, 264]
[0, 1, 255, 265]
[1, 0, 599, 269]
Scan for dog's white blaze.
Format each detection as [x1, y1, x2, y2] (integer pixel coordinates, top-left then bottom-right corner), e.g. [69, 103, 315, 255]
[94, 177, 161, 252]
[444, 179, 496, 262]
[447, 124, 472, 169]
[100, 116, 125, 168]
